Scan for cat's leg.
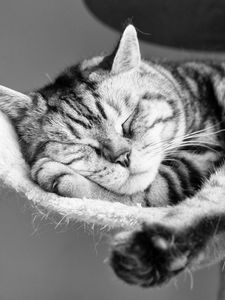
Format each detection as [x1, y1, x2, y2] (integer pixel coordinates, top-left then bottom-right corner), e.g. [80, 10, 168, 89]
[110, 164, 225, 287]
[31, 157, 130, 202]
[144, 148, 223, 206]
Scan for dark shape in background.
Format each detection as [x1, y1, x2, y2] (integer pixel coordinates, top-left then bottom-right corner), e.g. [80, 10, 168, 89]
[84, 0, 225, 51]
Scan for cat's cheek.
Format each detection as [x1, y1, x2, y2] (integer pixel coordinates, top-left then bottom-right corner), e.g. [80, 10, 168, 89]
[126, 150, 162, 193]
[129, 148, 162, 175]
[117, 171, 157, 195]
[89, 165, 130, 193]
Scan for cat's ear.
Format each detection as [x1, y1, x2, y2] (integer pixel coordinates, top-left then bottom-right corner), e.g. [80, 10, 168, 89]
[111, 25, 141, 74]
[0, 85, 32, 119]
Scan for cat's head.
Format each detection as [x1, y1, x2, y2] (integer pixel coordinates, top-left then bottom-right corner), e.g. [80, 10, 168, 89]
[0, 25, 184, 194]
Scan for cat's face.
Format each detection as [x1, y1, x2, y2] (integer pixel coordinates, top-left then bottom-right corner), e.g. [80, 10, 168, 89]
[0, 25, 184, 195]
[65, 67, 179, 193]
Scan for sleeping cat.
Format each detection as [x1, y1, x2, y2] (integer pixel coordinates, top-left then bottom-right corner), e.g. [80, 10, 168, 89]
[1, 24, 225, 287]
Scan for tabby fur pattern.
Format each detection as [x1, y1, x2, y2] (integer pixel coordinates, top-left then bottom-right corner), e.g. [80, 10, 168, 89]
[1, 25, 225, 287]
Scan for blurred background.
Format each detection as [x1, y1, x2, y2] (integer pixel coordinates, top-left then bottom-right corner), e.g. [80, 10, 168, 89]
[0, 1, 224, 299]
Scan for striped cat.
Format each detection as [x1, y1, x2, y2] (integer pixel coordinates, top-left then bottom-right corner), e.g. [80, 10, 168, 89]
[1, 24, 225, 287]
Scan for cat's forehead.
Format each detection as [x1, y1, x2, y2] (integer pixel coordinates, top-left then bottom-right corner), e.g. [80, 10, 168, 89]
[75, 58, 139, 112]
[98, 73, 136, 92]
[95, 74, 141, 114]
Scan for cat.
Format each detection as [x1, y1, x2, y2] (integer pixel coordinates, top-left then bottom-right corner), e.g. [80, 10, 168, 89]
[1, 24, 225, 287]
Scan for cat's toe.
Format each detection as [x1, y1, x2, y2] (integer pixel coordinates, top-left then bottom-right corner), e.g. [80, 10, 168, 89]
[110, 224, 190, 287]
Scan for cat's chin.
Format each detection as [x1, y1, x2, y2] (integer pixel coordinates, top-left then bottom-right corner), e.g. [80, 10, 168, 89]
[118, 169, 158, 195]
[117, 158, 162, 195]
[129, 151, 162, 177]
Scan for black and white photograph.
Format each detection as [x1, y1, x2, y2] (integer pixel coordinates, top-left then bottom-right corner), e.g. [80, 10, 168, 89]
[1, 1, 225, 300]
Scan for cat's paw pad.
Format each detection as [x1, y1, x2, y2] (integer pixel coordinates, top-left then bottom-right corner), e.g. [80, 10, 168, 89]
[110, 224, 190, 287]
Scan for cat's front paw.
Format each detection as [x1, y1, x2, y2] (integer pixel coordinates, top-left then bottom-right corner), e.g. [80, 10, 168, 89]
[110, 224, 193, 287]
[31, 158, 89, 197]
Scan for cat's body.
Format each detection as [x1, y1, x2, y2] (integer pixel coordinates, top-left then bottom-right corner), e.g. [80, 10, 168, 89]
[14, 53, 225, 206]
[1, 25, 225, 288]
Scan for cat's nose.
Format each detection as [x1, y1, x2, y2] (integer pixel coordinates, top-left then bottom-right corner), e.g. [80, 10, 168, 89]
[115, 150, 131, 168]
[101, 137, 131, 167]
[102, 146, 131, 167]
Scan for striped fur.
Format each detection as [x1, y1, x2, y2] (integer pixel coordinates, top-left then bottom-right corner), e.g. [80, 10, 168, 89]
[1, 25, 225, 287]
[14, 57, 225, 203]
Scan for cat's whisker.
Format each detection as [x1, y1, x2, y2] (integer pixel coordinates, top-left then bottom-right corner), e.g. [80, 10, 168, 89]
[164, 136, 221, 149]
[165, 142, 220, 153]
[162, 143, 217, 157]
[183, 129, 225, 140]
[179, 142, 220, 152]
[142, 126, 225, 152]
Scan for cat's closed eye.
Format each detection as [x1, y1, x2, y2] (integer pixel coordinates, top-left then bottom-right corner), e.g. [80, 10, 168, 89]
[93, 146, 102, 156]
[122, 118, 133, 138]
